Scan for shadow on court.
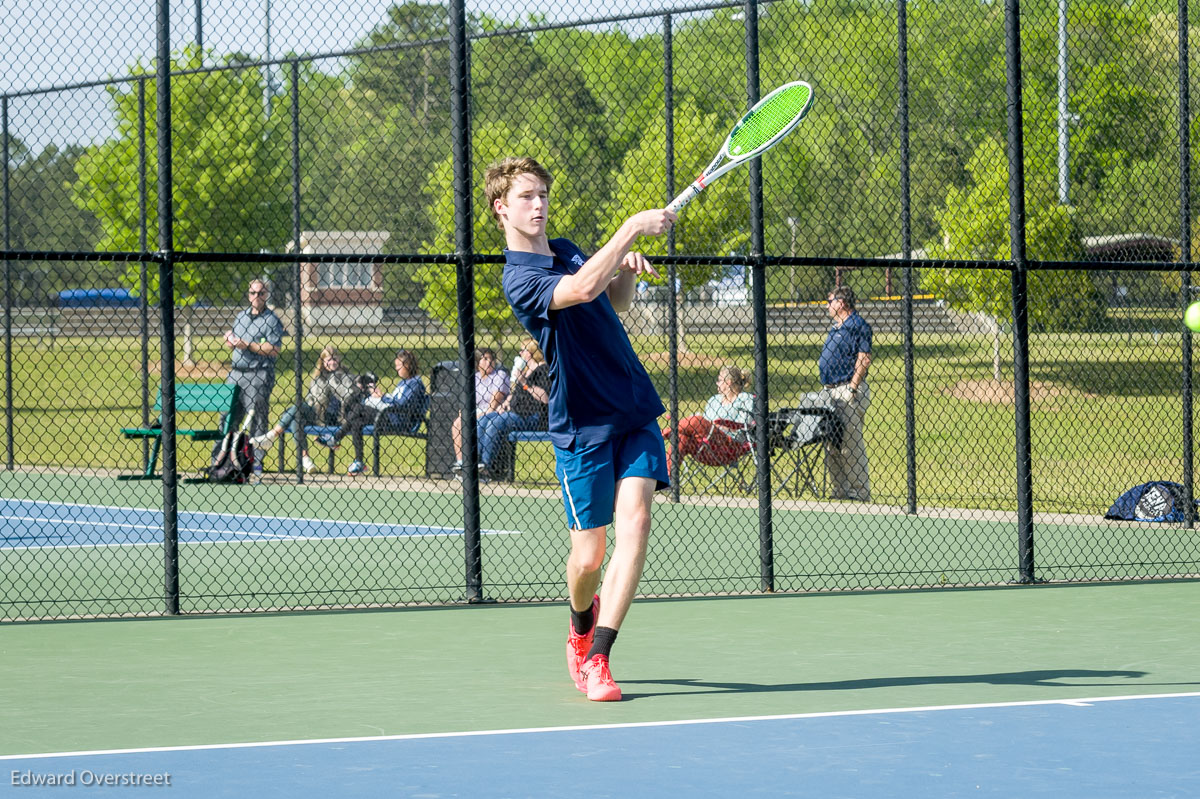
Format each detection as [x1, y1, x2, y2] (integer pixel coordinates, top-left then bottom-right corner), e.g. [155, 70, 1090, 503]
[617, 669, 1184, 700]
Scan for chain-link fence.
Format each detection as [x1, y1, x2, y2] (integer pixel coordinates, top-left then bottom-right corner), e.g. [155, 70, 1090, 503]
[3, 0, 1199, 620]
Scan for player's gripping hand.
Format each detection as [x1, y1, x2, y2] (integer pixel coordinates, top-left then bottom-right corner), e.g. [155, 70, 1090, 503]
[627, 208, 677, 238]
[619, 251, 660, 279]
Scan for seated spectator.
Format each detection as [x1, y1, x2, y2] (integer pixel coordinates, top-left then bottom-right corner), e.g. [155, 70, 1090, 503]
[476, 339, 550, 478]
[665, 365, 754, 477]
[451, 348, 510, 473]
[317, 350, 429, 475]
[250, 344, 357, 473]
[372, 349, 428, 433]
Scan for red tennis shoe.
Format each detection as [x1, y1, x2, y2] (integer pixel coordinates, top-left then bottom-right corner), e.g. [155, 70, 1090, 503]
[566, 594, 600, 693]
[581, 654, 622, 702]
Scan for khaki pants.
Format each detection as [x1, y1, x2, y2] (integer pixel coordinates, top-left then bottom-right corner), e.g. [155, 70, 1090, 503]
[824, 382, 870, 501]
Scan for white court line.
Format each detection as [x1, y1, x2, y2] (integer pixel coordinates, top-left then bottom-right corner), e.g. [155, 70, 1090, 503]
[1, 500, 522, 549]
[3, 497, 515, 537]
[2, 515, 164, 530]
[2, 528, 522, 550]
[2, 691, 1197, 762]
[0, 517, 332, 540]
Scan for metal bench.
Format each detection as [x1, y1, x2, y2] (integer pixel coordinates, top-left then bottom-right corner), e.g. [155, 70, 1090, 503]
[119, 382, 240, 480]
[496, 429, 554, 482]
[298, 414, 427, 476]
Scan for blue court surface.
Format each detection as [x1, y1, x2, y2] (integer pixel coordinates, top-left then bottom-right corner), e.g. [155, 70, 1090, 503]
[2, 692, 1197, 797]
[0, 498, 518, 548]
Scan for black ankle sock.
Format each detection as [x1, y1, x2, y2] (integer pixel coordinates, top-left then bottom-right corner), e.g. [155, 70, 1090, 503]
[570, 603, 595, 636]
[585, 626, 618, 662]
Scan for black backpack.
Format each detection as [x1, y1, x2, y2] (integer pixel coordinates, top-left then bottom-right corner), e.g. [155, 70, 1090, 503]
[209, 413, 255, 484]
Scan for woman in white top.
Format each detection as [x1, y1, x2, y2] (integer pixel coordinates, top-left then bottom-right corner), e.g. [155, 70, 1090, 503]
[450, 348, 510, 472]
[665, 365, 753, 477]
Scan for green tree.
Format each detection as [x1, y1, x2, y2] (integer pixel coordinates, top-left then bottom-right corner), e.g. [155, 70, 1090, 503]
[1015, 1, 1178, 244]
[603, 100, 752, 349]
[345, 2, 456, 118]
[922, 138, 1101, 377]
[9, 143, 99, 251]
[6, 143, 108, 304]
[71, 48, 291, 306]
[330, 4, 458, 252]
[530, 27, 662, 163]
[468, 32, 612, 240]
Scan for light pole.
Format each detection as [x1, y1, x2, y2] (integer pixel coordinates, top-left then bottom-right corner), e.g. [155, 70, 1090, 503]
[264, 0, 277, 113]
[786, 216, 798, 303]
[195, 0, 203, 53]
[1057, 0, 1071, 205]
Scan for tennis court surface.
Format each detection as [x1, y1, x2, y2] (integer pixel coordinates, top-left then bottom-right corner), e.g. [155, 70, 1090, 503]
[0, 497, 519, 548]
[3, 581, 1197, 796]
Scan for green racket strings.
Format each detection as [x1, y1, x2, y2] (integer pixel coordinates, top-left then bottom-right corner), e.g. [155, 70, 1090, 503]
[727, 84, 811, 156]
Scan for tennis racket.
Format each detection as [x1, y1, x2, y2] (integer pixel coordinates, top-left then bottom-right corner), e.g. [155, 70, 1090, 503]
[667, 80, 814, 215]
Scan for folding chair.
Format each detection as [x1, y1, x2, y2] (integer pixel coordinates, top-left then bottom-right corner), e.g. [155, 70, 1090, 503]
[769, 406, 843, 498]
[675, 418, 756, 496]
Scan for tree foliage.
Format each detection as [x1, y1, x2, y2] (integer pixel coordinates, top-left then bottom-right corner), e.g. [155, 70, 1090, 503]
[415, 30, 620, 344]
[48, 0, 1197, 323]
[922, 138, 1104, 333]
[5, 143, 109, 304]
[70, 48, 291, 305]
[9, 143, 100, 253]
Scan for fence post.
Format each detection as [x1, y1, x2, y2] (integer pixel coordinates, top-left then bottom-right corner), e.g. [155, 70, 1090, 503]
[450, 0, 484, 603]
[663, 13, 682, 504]
[2, 95, 11, 472]
[1004, 0, 1036, 583]
[897, 0, 917, 515]
[156, 0, 181, 614]
[743, 0, 773, 592]
[1179, 0, 1193, 529]
[290, 60, 306, 485]
[138, 79, 151, 470]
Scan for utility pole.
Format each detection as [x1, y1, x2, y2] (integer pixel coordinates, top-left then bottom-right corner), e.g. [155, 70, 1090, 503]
[264, 0, 277, 114]
[1057, 0, 1071, 205]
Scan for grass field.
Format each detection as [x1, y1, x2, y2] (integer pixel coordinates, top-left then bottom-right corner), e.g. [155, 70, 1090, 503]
[4, 309, 1194, 517]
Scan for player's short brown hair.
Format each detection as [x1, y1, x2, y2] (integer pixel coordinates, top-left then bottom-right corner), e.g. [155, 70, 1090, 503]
[484, 157, 554, 229]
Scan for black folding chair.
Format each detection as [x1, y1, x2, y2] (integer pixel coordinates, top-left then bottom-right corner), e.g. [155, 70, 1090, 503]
[769, 405, 843, 498]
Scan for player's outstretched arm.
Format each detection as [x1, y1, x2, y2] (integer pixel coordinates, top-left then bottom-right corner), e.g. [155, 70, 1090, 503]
[551, 209, 674, 310]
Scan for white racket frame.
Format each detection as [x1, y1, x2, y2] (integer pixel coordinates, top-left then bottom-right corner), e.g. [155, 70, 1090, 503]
[667, 80, 814, 215]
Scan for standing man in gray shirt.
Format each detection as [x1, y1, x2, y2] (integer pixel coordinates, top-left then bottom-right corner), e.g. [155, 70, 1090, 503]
[220, 278, 285, 471]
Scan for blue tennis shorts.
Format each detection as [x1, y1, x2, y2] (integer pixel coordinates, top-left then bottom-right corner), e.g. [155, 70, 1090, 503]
[554, 420, 670, 530]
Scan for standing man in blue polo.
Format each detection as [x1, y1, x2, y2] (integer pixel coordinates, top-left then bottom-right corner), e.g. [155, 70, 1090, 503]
[819, 285, 873, 502]
[220, 277, 284, 472]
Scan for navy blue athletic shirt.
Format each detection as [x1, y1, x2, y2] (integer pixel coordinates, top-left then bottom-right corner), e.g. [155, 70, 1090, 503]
[818, 312, 872, 386]
[503, 238, 665, 449]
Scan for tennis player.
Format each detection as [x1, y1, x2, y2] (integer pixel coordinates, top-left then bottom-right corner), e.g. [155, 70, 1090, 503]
[491, 156, 675, 701]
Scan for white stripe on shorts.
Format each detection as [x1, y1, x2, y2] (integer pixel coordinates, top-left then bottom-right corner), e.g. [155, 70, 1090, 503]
[561, 472, 583, 530]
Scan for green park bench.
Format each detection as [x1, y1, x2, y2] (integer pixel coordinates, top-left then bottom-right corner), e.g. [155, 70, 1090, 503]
[118, 382, 240, 480]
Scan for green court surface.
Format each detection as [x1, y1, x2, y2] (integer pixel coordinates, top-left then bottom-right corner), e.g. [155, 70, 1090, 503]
[5, 472, 1198, 621]
[2, 581, 1198, 757]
